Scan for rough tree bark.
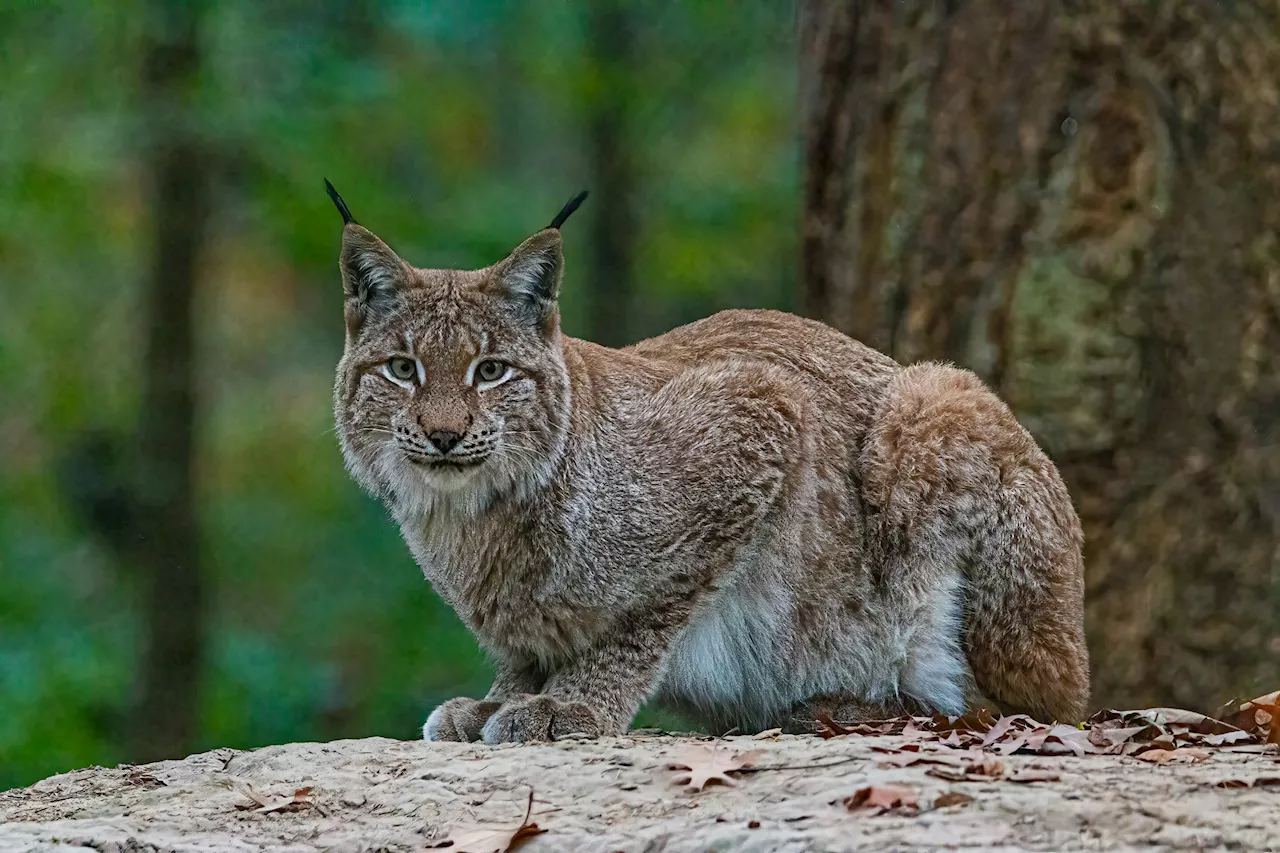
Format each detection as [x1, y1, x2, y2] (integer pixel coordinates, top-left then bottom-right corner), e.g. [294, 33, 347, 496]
[800, 0, 1280, 711]
[584, 0, 639, 347]
[131, 0, 211, 761]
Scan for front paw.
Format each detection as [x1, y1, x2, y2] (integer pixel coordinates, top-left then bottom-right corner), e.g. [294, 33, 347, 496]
[479, 694, 608, 744]
[423, 697, 502, 742]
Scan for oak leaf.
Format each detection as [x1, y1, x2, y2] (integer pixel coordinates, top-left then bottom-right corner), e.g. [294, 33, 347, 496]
[980, 714, 1035, 747]
[431, 792, 547, 853]
[842, 784, 918, 815]
[1134, 746, 1210, 765]
[667, 745, 761, 792]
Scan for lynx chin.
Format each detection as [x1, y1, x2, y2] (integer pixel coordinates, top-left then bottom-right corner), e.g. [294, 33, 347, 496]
[327, 183, 1089, 744]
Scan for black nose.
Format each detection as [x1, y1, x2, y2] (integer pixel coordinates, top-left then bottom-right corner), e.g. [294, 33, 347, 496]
[427, 429, 462, 454]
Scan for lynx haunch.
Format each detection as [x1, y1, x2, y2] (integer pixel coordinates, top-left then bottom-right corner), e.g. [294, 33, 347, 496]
[328, 184, 1089, 744]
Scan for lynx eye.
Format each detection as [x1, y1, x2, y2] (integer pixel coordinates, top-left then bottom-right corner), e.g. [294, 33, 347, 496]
[388, 357, 417, 381]
[476, 359, 506, 383]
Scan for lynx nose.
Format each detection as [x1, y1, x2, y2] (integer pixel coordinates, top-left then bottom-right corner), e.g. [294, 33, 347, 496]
[427, 429, 462, 454]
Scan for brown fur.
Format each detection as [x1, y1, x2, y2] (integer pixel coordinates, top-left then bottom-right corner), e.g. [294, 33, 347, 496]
[331, 207, 1089, 744]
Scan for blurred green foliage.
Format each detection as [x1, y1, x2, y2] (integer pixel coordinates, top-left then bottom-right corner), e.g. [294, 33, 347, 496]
[0, 1, 797, 788]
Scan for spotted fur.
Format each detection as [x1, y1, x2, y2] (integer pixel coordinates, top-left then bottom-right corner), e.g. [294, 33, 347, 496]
[331, 211, 1090, 744]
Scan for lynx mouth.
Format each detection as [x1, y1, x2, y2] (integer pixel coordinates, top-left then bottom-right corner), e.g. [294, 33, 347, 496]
[406, 455, 485, 471]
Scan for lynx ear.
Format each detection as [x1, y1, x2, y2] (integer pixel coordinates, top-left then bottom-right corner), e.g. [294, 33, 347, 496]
[494, 228, 564, 326]
[327, 182, 408, 331]
[491, 191, 587, 328]
[339, 225, 409, 322]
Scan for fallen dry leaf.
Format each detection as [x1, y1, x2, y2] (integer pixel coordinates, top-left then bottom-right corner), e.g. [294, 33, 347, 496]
[900, 720, 932, 740]
[1203, 730, 1255, 747]
[1034, 725, 1097, 757]
[933, 791, 974, 808]
[932, 709, 999, 733]
[1134, 747, 1210, 765]
[1216, 743, 1280, 754]
[873, 748, 974, 769]
[668, 745, 761, 792]
[967, 758, 1007, 777]
[937, 731, 964, 748]
[1231, 691, 1280, 745]
[981, 714, 1035, 747]
[815, 712, 902, 739]
[431, 791, 547, 853]
[230, 780, 313, 814]
[815, 712, 857, 737]
[926, 757, 1007, 782]
[926, 767, 974, 783]
[1088, 725, 1153, 748]
[842, 784, 918, 815]
[1139, 708, 1234, 732]
[126, 771, 165, 790]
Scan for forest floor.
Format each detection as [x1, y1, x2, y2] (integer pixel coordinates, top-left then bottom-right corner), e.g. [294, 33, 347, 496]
[2, 720, 1279, 853]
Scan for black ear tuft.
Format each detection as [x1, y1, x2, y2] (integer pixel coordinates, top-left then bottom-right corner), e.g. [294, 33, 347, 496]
[325, 178, 357, 225]
[547, 190, 588, 230]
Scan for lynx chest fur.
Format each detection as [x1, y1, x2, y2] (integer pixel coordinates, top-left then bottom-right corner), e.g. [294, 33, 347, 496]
[328, 186, 1090, 743]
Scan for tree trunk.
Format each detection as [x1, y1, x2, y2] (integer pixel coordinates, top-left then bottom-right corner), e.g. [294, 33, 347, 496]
[584, 1, 638, 347]
[131, 0, 211, 762]
[800, 0, 1280, 711]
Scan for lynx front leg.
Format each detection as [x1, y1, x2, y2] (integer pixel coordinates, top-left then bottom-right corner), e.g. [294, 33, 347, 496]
[480, 620, 674, 744]
[423, 659, 543, 743]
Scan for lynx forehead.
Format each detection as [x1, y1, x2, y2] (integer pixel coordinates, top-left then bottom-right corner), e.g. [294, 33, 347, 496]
[327, 182, 1090, 746]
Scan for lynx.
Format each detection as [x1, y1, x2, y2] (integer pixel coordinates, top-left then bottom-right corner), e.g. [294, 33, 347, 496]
[328, 183, 1089, 744]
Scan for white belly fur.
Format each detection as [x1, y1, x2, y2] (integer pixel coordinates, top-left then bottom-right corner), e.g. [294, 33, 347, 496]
[655, 565, 969, 730]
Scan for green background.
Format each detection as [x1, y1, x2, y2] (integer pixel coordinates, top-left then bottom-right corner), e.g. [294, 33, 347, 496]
[0, 1, 798, 788]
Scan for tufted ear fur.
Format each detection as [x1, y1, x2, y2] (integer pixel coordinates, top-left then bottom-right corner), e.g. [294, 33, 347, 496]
[488, 191, 587, 331]
[339, 225, 409, 334]
[326, 179, 409, 335]
[492, 229, 564, 329]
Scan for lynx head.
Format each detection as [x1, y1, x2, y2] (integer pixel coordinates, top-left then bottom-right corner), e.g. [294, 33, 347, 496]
[329, 182, 587, 518]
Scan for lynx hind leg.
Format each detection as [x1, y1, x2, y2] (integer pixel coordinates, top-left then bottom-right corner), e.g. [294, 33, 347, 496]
[863, 363, 1090, 723]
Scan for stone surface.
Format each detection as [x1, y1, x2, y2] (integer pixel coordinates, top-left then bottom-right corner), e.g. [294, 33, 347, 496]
[3, 732, 1279, 852]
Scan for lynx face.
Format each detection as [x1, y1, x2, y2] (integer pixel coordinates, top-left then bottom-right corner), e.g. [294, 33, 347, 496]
[333, 213, 573, 518]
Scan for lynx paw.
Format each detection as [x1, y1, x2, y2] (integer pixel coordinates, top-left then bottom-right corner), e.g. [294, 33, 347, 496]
[479, 694, 606, 744]
[423, 697, 502, 742]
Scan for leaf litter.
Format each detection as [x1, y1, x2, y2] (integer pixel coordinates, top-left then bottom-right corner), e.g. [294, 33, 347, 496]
[658, 690, 1279, 831]
[812, 689, 1280, 815]
[1221, 690, 1280, 746]
[815, 689, 1280, 766]
[429, 790, 547, 853]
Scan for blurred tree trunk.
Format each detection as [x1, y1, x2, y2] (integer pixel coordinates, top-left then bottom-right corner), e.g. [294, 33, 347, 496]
[132, 1, 210, 761]
[584, 1, 638, 347]
[801, 0, 1280, 712]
